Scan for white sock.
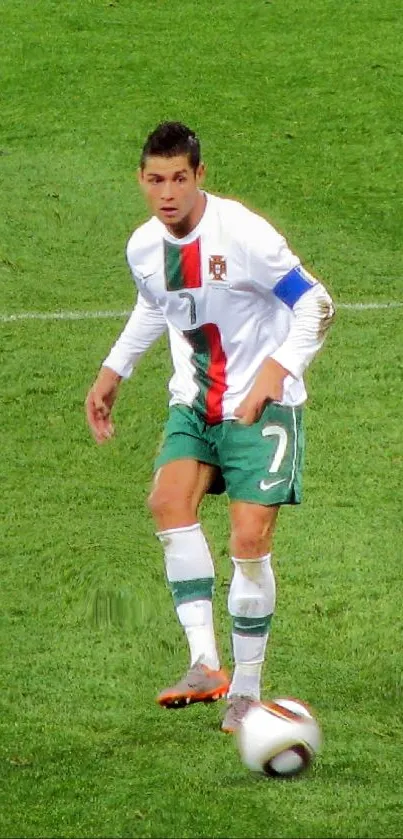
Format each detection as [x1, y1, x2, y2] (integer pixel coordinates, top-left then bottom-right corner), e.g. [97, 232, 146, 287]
[157, 524, 220, 671]
[228, 555, 276, 699]
[177, 600, 219, 670]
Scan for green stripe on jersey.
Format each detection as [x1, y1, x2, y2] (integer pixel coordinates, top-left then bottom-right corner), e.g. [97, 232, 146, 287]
[164, 240, 183, 290]
[184, 325, 210, 416]
[184, 323, 227, 424]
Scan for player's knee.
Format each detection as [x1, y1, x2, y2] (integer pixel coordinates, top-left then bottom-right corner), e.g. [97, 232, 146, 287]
[232, 534, 267, 558]
[230, 520, 270, 558]
[230, 503, 279, 558]
[147, 485, 190, 520]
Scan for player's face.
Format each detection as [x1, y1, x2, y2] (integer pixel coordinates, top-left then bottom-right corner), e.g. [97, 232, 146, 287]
[138, 154, 205, 235]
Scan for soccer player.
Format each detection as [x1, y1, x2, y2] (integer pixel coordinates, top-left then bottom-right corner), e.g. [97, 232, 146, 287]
[85, 121, 334, 733]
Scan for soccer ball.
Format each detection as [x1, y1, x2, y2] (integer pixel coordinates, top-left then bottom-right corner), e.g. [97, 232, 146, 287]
[236, 697, 322, 778]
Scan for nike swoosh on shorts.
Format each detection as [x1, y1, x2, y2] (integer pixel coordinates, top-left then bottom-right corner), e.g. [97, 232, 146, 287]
[259, 477, 287, 492]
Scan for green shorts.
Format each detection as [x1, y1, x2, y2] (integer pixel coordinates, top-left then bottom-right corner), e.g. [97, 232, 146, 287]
[154, 403, 305, 506]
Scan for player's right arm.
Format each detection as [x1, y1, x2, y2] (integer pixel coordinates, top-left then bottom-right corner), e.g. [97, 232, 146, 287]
[85, 292, 167, 444]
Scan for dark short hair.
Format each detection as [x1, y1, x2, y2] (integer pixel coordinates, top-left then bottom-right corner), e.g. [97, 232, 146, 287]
[140, 121, 201, 172]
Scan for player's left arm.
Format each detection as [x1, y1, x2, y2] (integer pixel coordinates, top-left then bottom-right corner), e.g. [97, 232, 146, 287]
[270, 267, 335, 378]
[235, 217, 334, 425]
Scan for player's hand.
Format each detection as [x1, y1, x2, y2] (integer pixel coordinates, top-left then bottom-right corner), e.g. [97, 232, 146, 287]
[85, 367, 122, 444]
[234, 358, 290, 426]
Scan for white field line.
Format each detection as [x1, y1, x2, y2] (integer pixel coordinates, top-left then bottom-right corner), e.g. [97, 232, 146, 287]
[0, 301, 402, 324]
[0, 309, 131, 323]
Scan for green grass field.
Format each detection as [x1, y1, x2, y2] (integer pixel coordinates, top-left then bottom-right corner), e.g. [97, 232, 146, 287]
[1, 1, 402, 837]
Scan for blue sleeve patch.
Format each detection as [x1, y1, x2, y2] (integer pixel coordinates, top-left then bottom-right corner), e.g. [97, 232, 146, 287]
[273, 266, 316, 308]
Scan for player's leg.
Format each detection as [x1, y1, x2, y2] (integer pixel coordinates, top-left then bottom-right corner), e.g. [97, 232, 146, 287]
[149, 407, 229, 706]
[218, 403, 304, 731]
[148, 457, 213, 530]
[222, 501, 279, 731]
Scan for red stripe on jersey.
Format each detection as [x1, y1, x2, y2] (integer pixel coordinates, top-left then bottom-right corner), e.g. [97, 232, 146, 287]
[180, 239, 202, 288]
[203, 323, 227, 424]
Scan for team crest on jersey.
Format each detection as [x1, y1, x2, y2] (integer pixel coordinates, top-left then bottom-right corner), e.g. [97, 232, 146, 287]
[209, 255, 227, 282]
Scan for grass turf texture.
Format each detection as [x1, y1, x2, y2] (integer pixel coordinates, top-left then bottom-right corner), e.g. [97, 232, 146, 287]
[1, 0, 402, 837]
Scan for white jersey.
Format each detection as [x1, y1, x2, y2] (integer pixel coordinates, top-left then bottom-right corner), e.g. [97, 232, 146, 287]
[104, 192, 334, 423]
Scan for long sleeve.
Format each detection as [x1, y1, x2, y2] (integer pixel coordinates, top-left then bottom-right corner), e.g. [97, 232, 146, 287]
[244, 211, 335, 379]
[270, 282, 335, 379]
[102, 292, 167, 379]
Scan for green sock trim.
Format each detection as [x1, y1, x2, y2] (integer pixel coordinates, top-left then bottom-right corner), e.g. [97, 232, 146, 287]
[169, 577, 214, 607]
[232, 614, 273, 636]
